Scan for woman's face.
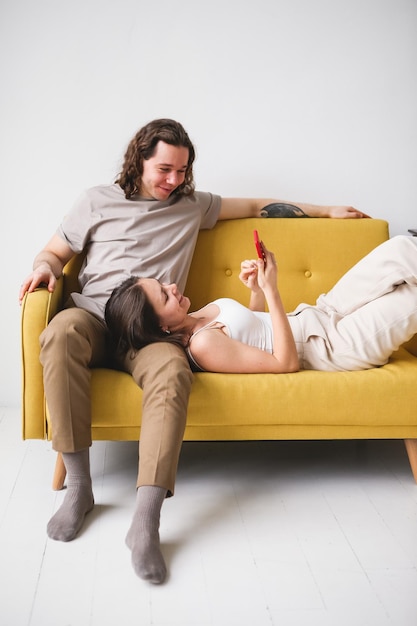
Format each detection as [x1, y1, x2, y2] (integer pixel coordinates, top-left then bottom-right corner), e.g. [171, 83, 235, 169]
[138, 278, 190, 332]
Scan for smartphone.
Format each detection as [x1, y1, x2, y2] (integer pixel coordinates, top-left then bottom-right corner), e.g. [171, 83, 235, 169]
[253, 229, 266, 262]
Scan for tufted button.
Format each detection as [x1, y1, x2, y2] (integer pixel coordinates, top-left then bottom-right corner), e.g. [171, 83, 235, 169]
[304, 270, 312, 278]
[225, 269, 233, 277]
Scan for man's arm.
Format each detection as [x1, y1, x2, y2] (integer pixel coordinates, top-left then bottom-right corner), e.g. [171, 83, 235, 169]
[218, 198, 370, 220]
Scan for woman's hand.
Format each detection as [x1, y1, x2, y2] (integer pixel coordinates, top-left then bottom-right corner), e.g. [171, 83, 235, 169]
[256, 246, 278, 293]
[239, 259, 266, 311]
[239, 259, 261, 292]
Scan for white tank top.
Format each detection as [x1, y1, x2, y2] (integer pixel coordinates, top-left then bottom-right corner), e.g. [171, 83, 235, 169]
[186, 298, 274, 371]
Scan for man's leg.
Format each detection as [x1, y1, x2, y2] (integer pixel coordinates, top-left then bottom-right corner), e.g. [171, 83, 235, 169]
[122, 342, 193, 583]
[40, 307, 108, 541]
[46, 448, 94, 541]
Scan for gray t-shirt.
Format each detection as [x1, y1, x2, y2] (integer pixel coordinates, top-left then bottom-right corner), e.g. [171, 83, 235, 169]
[57, 184, 221, 318]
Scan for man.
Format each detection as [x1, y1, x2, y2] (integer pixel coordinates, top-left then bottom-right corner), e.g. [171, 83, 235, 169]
[19, 118, 368, 584]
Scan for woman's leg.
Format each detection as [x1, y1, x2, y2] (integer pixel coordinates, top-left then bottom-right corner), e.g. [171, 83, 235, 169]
[325, 282, 417, 370]
[317, 236, 417, 316]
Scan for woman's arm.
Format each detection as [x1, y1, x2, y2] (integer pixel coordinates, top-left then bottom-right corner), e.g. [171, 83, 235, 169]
[190, 248, 299, 374]
[188, 327, 299, 374]
[256, 249, 299, 373]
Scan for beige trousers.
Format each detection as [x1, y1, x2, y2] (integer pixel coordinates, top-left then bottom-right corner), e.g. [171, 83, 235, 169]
[39, 307, 193, 495]
[292, 236, 417, 371]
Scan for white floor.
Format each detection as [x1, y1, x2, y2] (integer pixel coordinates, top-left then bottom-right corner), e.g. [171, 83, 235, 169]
[1, 406, 417, 626]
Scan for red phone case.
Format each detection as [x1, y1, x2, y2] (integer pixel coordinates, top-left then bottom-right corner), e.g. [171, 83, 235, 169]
[253, 229, 266, 261]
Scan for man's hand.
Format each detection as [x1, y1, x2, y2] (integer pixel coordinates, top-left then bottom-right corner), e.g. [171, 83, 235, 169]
[19, 234, 74, 304]
[19, 264, 57, 304]
[327, 206, 371, 219]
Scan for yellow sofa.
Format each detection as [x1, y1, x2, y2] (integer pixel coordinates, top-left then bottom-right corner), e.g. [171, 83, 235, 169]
[21, 218, 417, 486]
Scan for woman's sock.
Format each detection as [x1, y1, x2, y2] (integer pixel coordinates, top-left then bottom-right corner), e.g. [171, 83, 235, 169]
[47, 448, 94, 542]
[125, 485, 167, 584]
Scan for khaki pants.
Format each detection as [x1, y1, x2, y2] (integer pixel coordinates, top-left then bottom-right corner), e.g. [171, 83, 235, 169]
[39, 307, 193, 495]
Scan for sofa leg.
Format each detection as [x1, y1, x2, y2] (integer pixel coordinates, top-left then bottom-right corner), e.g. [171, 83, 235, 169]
[404, 439, 417, 483]
[52, 452, 67, 491]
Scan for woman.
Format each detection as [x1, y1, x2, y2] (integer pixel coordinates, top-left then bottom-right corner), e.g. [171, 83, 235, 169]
[105, 235, 417, 374]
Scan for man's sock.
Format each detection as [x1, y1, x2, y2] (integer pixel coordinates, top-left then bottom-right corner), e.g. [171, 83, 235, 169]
[125, 485, 167, 584]
[47, 448, 94, 542]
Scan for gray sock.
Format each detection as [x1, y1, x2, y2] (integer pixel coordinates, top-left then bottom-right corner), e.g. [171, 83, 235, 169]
[47, 448, 94, 542]
[126, 485, 167, 584]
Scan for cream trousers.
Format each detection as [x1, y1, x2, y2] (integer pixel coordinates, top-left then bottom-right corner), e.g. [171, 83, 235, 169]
[289, 236, 417, 371]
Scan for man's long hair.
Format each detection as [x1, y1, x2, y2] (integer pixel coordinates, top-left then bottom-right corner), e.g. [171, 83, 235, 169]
[116, 118, 196, 199]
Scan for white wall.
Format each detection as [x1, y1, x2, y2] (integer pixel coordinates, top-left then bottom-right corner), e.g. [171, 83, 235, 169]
[1, 0, 416, 406]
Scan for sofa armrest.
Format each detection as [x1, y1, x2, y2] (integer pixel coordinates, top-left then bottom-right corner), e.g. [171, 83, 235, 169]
[20, 277, 64, 439]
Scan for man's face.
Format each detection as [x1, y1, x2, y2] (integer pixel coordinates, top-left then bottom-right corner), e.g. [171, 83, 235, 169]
[139, 141, 189, 200]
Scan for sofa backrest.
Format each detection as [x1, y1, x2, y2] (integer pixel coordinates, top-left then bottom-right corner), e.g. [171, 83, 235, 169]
[185, 218, 390, 312]
[62, 217, 389, 311]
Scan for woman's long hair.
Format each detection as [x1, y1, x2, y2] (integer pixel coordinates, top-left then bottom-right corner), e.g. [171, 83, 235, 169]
[105, 276, 187, 358]
[115, 118, 196, 199]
